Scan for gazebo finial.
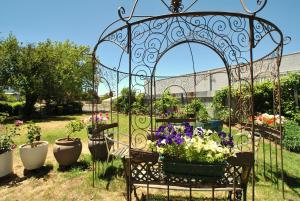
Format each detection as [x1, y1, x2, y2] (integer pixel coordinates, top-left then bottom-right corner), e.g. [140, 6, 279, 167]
[170, 0, 183, 13]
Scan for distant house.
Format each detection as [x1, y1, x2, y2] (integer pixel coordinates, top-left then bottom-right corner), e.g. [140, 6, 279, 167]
[3, 87, 20, 101]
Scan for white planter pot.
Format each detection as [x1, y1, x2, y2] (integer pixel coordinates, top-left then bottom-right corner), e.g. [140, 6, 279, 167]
[0, 150, 13, 178]
[19, 141, 48, 170]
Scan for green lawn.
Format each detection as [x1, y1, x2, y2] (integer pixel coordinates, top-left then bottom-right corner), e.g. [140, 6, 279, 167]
[1, 113, 300, 200]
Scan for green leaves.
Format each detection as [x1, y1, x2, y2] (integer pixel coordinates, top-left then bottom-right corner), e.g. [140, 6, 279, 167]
[0, 35, 92, 117]
[66, 120, 85, 139]
[26, 122, 41, 147]
[154, 90, 179, 114]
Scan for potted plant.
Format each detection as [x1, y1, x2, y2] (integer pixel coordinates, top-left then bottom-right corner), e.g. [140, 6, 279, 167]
[53, 120, 84, 166]
[0, 114, 21, 178]
[19, 122, 48, 170]
[196, 106, 223, 132]
[147, 123, 237, 181]
[86, 113, 116, 161]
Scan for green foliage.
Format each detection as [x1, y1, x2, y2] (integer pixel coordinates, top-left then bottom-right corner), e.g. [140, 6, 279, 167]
[185, 98, 209, 121]
[66, 120, 85, 139]
[294, 112, 300, 125]
[212, 73, 300, 121]
[185, 98, 206, 113]
[132, 93, 148, 114]
[0, 101, 24, 116]
[0, 112, 9, 123]
[281, 73, 300, 119]
[114, 88, 136, 114]
[0, 118, 20, 154]
[212, 88, 231, 122]
[0, 34, 92, 117]
[283, 120, 300, 153]
[154, 90, 179, 114]
[26, 122, 41, 147]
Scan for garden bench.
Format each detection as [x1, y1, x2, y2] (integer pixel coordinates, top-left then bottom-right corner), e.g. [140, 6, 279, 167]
[123, 149, 254, 201]
[104, 132, 130, 162]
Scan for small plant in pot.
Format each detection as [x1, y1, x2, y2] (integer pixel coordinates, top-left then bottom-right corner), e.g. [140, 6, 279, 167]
[53, 120, 85, 167]
[86, 113, 114, 161]
[0, 114, 20, 178]
[19, 122, 48, 170]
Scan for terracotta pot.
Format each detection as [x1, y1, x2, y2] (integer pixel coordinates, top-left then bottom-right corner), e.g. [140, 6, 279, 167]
[0, 150, 13, 178]
[53, 138, 82, 166]
[88, 136, 113, 161]
[19, 141, 48, 170]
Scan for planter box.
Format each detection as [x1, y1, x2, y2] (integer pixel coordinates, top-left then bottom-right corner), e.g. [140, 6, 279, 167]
[162, 160, 225, 182]
[87, 123, 118, 137]
[196, 120, 223, 132]
[156, 118, 196, 123]
[0, 150, 13, 178]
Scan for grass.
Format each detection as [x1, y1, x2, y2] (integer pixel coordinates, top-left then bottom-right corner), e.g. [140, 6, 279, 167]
[0, 113, 300, 200]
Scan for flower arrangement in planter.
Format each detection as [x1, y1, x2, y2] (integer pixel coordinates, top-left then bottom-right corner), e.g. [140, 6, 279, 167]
[147, 123, 237, 180]
[53, 120, 85, 167]
[19, 122, 48, 170]
[85, 112, 116, 161]
[0, 114, 21, 177]
[253, 113, 286, 127]
[86, 112, 110, 138]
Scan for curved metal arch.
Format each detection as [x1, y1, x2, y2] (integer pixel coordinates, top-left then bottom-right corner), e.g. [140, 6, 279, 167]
[162, 84, 188, 99]
[97, 75, 113, 93]
[151, 40, 230, 78]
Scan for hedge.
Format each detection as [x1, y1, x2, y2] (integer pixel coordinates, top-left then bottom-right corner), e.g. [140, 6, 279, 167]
[0, 101, 24, 116]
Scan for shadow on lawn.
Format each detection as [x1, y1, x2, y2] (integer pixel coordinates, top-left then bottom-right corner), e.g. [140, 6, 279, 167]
[136, 194, 227, 201]
[0, 164, 53, 188]
[98, 162, 124, 190]
[29, 115, 78, 123]
[23, 164, 53, 179]
[273, 170, 300, 198]
[57, 160, 91, 172]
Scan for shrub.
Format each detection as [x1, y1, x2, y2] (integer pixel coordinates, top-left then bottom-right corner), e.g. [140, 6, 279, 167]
[113, 88, 136, 114]
[283, 120, 300, 153]
[212, 73, 300, 120]
[185, 99, 206, 114]
[132, 93, 148, 114]
[154, 90, 179, 114]
[294, 112, 300, 125]
[0, 101, 24, 116]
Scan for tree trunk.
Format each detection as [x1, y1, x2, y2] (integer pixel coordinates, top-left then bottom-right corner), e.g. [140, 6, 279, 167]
[23, 93, 38, 118]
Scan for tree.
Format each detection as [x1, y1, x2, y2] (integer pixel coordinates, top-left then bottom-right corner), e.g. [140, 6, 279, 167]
[114, 88, 136, 114]
[0, 34, 92, 117]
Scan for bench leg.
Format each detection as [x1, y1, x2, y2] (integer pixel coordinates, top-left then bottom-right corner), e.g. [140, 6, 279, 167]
[228, 191, 232, 201]
[235, 190, 242, 201]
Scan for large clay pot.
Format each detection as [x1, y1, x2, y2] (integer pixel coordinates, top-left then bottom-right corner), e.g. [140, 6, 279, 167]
[53, 138, 82, 166]
[0, 150, 13, 178]
[19, 141, 48, 170]
[88, 136, 113, 161]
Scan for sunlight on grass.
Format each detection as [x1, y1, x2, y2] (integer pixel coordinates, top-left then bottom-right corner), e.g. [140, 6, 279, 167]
[1, 114, 300, 200]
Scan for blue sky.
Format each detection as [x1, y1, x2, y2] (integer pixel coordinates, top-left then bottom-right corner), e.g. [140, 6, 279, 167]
[1, 0, 299, 93]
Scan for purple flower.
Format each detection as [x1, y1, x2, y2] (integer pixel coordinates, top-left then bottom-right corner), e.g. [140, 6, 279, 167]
[218, 131, 226, 138]
[157, 125, 166, 132]
[174, 134, 184, 145]
[156, 138, 163, 147]
[165, 135, 173, 144]
[185, 131, 193, 138]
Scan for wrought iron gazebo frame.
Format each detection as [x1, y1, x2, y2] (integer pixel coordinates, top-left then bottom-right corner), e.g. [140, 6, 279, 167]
[91, 0, 289, 200]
